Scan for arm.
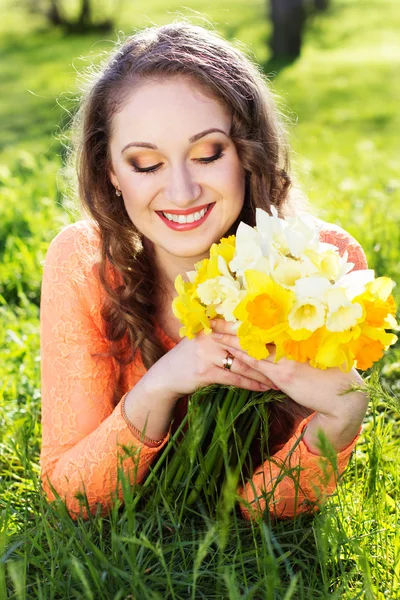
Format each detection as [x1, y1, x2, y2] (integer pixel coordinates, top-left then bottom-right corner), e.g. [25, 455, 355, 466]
[40, 221, 171, 521]
[237, 412, 360, 520]
[237, 224, 369, 521]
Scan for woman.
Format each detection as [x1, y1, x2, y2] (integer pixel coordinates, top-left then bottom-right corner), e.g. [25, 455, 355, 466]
[40, 22, 369, 521]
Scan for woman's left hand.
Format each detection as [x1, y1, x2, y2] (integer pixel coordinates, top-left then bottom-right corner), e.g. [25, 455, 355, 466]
[210, 319, 369, 453]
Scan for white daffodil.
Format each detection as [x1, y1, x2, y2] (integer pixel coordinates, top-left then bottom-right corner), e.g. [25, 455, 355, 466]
[229, 222, 263, 276]
[335, 269, 376, 300]
[294, 275, 332, 302]
[215, 289, 246, 321]
[187, 270, 197, 284]
[288, 297, 327, 332]
[256, 207, 291, 256]
[367, 276, 396, 301]
[283, 217, 320, 258]
[271, 255, 318, 289]
[325, 287, 364, 332]
[196, 276, 244, 322]
[217, 255, 235, 281]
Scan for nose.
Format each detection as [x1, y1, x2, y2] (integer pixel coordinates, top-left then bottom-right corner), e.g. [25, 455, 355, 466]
[164, 163, 201, 208]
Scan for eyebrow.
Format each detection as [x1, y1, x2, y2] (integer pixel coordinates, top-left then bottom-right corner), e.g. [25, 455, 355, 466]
[121, 128, 229, 154]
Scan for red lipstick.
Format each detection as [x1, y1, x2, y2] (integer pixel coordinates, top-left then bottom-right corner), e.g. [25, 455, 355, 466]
[157, 203, 215, 231]
[156, 202, 212, 216]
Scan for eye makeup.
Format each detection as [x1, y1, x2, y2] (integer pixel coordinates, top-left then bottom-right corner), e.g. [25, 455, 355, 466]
[127, 142, 226, 175]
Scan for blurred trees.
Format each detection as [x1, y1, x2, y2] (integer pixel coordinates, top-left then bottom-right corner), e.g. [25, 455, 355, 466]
[269, 0, 331, 59]
[315, 0, 330, 9]
[21, 0, 120, 33]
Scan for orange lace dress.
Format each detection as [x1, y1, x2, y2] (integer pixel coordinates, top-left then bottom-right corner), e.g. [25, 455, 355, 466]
[39, 219, 368, 521]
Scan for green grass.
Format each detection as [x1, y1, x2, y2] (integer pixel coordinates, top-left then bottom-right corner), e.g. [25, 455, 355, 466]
[1, 0, 400, 597]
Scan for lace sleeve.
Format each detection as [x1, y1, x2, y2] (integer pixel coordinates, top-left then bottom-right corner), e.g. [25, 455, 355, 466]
[318, 222, 369, 271]
[237, 413, 361, 521]
[237, 223, 367, 521]
[39, 222, 170, 520]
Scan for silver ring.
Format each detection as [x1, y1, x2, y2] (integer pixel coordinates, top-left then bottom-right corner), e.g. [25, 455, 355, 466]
[222, 352, 235, 371]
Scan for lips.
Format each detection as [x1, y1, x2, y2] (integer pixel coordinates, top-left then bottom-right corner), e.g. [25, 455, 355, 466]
[156, 202, 212, 216]
[157, 202, 215, 231]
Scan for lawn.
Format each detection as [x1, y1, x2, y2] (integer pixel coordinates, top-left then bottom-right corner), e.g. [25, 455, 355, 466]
[1, 0, 399, 597]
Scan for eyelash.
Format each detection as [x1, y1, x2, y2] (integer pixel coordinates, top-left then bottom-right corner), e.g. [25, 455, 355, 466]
[130, 150, 225, 175]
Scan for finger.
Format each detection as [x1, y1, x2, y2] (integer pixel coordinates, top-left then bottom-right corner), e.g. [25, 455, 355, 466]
[222, 345, 279, 378]
[209, 319, 239, 335]
[211, 332, 279, 365]
[214, 367, 276, 393]
[227, 356, 279, 388]
[216, 347, 281, 390]
[211, 331, 243, 350]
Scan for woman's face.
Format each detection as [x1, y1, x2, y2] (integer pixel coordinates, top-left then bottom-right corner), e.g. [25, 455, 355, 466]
[108, 77, 246, 266]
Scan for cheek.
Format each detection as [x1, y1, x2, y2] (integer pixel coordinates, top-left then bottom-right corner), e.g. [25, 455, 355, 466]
[208, 158, 245, 202]
[120, 175, 156, 207]
[225, 162, 245, 205]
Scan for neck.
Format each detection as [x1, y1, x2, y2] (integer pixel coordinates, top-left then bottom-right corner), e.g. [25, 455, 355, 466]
[154, 248, 209, 296]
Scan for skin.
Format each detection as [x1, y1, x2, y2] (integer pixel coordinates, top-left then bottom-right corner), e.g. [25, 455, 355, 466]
[108, 76, 246, 293]
[107, 75, 368, 452]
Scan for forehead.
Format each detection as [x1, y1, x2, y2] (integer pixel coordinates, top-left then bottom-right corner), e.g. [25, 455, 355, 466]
[110, 77, 231, 147]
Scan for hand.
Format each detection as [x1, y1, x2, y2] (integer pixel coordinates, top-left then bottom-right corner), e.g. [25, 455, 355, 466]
[210, 318, 369, 452]
[143, 329, 279, 404]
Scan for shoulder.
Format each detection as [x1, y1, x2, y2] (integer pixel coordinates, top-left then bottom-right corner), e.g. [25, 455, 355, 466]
[311, 216, 368, 271]
[43, 219, 101, 280]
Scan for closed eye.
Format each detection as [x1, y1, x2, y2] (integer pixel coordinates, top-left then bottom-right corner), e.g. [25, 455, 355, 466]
[130, 150, 225, 175]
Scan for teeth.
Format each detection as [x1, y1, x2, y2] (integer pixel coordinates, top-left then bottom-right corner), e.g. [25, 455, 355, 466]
[162, 206, 208, 224]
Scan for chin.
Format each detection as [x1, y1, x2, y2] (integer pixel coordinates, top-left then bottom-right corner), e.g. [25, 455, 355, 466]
[167, 244, 212, 259]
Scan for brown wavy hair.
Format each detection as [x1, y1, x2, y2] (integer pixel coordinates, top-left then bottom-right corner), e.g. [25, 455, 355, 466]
[67, 21, 312, 449]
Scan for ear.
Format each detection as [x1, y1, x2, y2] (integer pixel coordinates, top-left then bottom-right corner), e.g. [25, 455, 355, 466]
[108, 168, 119, 190]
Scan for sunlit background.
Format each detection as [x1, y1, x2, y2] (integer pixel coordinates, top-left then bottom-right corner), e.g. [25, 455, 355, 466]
[1, 1, 400, 597]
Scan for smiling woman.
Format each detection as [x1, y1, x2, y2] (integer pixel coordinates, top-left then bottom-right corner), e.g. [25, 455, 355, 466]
[39, 21, 369, 521]
[107, 78, 245, 267]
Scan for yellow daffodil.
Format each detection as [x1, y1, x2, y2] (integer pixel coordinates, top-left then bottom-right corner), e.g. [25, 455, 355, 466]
[282, 328, 324, 363]
[234, 321, 275, 360]
[234, 270, 295, 359]
[350, 334, 386, 370]
[210, 235, 236, 264]
[354, 278, 397, 329]
[192, 257, 221, 287]
[172, 275, 211, 338]
[312, 328, 357, 372]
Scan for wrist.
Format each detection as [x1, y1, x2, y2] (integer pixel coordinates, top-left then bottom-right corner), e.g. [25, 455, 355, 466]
[304, 391, 367, 454]
[321, 389, 368, 423]
[141, 366, 182, 406]
[121, 392, 167, 446]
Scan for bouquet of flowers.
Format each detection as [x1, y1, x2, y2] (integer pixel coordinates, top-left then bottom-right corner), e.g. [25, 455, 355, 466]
[146, 208, 398, 513]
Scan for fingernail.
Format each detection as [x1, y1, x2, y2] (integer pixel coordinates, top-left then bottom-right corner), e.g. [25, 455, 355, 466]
[212, 332, 223, 339]
[260, 384, 270, 390]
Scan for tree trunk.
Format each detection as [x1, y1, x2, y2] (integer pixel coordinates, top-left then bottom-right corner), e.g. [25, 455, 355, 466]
[270, 0, 307, 59]
[47, 0, 63, 26]
[77, 0, 91, 27]
[314, 0, 330, 10]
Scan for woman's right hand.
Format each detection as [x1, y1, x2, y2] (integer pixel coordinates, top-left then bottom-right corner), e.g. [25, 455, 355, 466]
[143, 330, 279, 404]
